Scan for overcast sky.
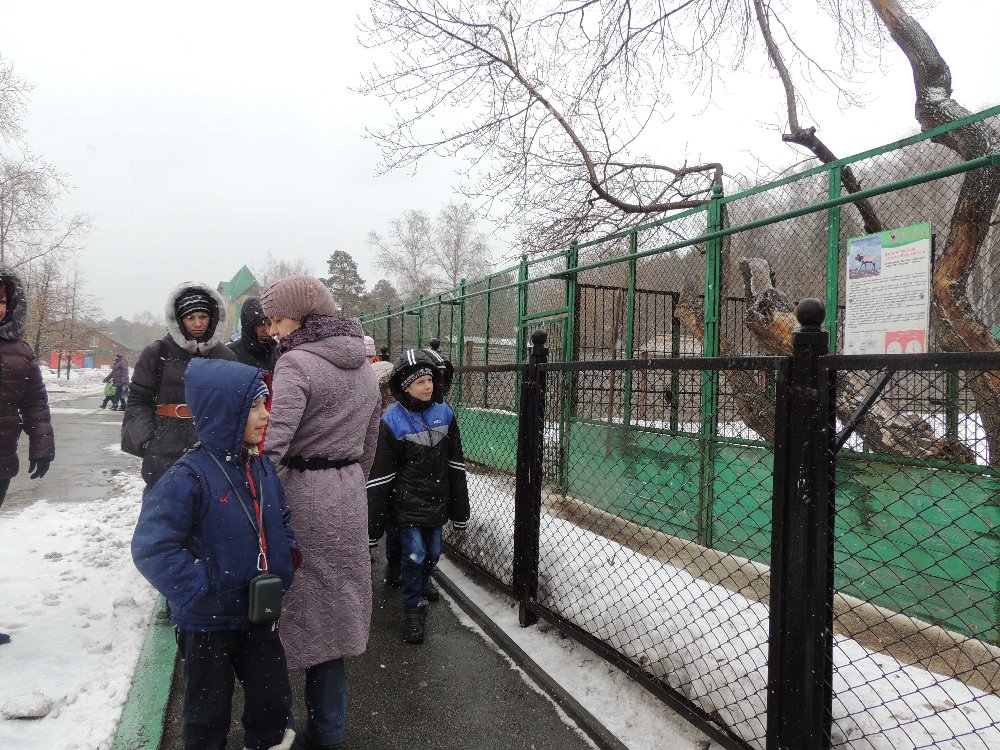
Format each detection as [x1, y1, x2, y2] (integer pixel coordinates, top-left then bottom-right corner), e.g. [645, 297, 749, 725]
[0, 0, 997, 320]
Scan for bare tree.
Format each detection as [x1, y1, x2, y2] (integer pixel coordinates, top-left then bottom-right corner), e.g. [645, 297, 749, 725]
[358, 1, 724, 254]
[369, 210, 438, 298]
[0, 155, 91, 268]
[251, 252, 315, 290]
[430, 202, 493, 289]
[0, 55, 30, 143]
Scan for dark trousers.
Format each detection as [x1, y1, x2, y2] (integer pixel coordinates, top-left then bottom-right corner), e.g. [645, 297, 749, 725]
[386, 525, 402, 564]
[0, 476, 10, 510]
[177, 623, 292, 750]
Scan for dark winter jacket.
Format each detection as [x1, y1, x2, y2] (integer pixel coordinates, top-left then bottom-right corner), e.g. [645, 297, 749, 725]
[131, 358, 298, 632]
[103, 355, 130, 387]
[367, 398, 470, 540]
[227, 297, 277, 373]
[0, 266, 55, 478]
[122, 282, 236, 487]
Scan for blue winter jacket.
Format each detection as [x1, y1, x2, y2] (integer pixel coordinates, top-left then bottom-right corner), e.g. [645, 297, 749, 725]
[131, 358, 297, 631]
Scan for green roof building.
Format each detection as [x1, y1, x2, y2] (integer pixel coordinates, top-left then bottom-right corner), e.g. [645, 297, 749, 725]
[217, 266, 263, 336]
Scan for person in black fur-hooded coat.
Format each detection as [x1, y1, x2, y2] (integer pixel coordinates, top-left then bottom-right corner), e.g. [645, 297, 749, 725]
[122, 281, 235, 490]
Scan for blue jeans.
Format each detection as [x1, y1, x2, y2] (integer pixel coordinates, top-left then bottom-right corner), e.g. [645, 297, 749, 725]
[399, 526, 442, 609]
[302, 658, 346, 746]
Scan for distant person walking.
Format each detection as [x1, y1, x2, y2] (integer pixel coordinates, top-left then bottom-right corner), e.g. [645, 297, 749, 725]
[261, 275, 381, 750]
[228, 296, 278, 373]
[0, 265, 55, 646]
[101, 352, 130, 410]
[121, 282, 235, 490]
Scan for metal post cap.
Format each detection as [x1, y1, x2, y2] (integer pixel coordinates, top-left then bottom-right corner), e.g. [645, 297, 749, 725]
[796, 298, 826, 330]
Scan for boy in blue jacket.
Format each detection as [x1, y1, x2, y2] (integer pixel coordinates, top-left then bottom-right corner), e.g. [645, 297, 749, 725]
[132, 358, 299, 750]
[367, 349, 470, 645]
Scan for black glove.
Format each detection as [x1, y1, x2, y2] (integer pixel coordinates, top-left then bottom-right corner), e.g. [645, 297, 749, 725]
[28, 458, 51, 479]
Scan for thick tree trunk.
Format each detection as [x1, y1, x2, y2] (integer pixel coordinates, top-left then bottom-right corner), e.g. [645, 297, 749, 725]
[679, 258, 975, 462]
[674, 282, 776, 443]
[871, 0, 1000, 466]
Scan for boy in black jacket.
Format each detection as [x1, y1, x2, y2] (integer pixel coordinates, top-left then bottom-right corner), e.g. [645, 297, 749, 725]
[367, 350, 470, 644]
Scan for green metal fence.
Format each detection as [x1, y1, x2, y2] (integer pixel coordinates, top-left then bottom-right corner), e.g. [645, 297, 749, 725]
[363, 106, 1000, 648]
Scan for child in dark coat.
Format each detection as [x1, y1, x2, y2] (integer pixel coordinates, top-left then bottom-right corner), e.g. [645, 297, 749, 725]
[131, 358, 300, 750]
[367, 349, 469, 645]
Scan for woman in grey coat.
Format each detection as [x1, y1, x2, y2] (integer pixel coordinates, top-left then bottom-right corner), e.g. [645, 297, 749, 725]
[261, 275, 381, 750]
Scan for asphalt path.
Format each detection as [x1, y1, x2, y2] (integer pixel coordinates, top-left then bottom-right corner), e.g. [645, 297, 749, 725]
[21, 389, 596, 750]
[2, 388, 139, 512]
[160, 548, 596, 750]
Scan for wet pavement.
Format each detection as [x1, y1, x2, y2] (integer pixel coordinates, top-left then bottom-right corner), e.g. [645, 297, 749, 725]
[2, 388, 139, 511]
[160, 548, 598, 750]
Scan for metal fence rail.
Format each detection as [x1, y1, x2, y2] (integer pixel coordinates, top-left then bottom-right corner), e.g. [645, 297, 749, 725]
[439, 321, 1000, 750]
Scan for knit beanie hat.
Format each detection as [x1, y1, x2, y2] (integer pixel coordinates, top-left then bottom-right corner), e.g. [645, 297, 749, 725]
[252, 380, 270, 403]
[400, 366, 433, 391]
[260, 275, 337, 321]
[364, 336, 377, 358]
[175, 290, 213, 319]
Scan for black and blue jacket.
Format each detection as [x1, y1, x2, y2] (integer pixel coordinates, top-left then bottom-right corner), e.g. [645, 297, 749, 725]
[367, 399, 470, 542]
[131, 358, 297, 631]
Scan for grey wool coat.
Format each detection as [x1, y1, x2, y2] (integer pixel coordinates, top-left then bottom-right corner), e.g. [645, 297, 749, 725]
[264, 316, 381, 670]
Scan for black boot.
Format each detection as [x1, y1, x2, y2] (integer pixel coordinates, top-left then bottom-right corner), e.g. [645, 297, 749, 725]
[0, 632, 10, 645]
[403, 607, 425, 645]
[384, 558, 401, 588]
[422, 579, 440, 602]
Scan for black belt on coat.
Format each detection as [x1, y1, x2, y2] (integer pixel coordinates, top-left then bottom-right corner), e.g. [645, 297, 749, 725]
[280, 455, 359, 472]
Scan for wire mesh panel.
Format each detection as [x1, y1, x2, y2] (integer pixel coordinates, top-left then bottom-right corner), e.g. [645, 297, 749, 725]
[446, 366, 523, 589]
[823, 355, 1000, 750]
[534, 358, 783, 750]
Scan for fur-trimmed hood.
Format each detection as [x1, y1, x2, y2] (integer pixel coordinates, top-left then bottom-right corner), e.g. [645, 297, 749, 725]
[0, 265, 29, 341]
[163, 281, 229, 354]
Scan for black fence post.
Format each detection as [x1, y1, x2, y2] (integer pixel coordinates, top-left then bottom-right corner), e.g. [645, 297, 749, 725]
[513, 329, 548, 627]
[767, 298, 834, 750]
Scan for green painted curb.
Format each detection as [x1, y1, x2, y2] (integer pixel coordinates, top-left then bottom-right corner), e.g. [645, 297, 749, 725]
[111, 597, 176, 750]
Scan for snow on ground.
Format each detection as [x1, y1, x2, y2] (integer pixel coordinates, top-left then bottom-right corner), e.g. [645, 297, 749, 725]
[458, 471, 1000, 750]
[42, 368, 107, 405]
[1, 397, 994, 750]
[0, 468, 155, 750]
[438, 557, 724, 750]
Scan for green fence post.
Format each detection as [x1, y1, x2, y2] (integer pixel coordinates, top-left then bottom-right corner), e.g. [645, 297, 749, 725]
[699, 185, 723, 548]
[826, 166, 843, 353]
[417, 293, 425, 348]
[456, 278, 466, 404]
[483, 275, 493, 408]
[623, 231, 638, 429]
[436, 293, 443, 344]
[516, 256, 528, 363]
[385, 305, 393, 359]
[559, 243, 579, 491]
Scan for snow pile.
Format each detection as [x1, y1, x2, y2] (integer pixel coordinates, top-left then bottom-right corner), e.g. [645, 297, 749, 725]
[43, 368, 108, 404]
[0, 470, 157, 750]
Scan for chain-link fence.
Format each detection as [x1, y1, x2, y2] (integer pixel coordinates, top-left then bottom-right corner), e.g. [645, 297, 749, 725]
[440, 336, 1000, 750]
[821, 356, 1000, 750]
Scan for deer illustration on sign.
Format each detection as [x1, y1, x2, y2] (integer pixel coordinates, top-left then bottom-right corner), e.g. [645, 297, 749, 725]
[855, 252, 878, 272]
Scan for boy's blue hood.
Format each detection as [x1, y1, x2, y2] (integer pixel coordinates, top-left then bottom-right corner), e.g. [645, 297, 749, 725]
[184, 358, 265, 458]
